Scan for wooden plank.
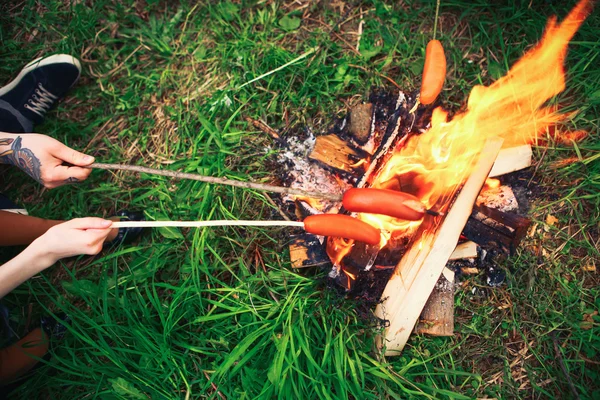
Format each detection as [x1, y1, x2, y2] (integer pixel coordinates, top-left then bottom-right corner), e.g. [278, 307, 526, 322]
[374, 138, 504, 355]
[489, 145, 532, 177]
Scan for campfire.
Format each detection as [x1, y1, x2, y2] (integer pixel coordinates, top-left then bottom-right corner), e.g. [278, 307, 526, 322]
[276, 0, 592, 355]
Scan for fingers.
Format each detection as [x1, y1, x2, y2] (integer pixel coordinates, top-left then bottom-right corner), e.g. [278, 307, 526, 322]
[39, 218, 113, 261]
[81, 229, 112, 255]
[53, 142, 95, 167]
[66, 217, 113, 230]
[49, 165, 93, 186]
[39, 160, 94, 189]
[86, 228, 113, 241]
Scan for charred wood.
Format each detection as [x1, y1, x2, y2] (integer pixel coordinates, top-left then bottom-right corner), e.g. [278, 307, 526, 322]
[463, 204, 531, 254]
[289, 233, 330, 268]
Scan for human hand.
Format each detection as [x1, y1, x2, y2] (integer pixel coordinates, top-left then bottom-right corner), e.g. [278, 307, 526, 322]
[0, 133, 94, 188]
[30, 218, 113, 265]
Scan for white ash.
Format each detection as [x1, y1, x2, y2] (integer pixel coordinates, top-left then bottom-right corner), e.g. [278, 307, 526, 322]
[328, 267, 340, 279]
[477, 185, 519, 212]
[277, 130, 349, 212]
[435, 275, 454, 292]
[395, 91, 406, 109]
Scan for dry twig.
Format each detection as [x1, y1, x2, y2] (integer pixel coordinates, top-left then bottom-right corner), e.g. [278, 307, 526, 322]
[91, 162, 342, 201]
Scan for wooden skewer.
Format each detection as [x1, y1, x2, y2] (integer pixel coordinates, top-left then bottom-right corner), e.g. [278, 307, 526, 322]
[110, 220, 305, 229]
[111, 215, 382, 245]
[91, 163, 343, 202]
[111, 220, 304, 228]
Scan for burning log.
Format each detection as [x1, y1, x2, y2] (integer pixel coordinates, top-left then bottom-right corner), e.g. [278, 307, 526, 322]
[463, 204, 531, 254]
[375, 138, 503, 355]
[476, 184, 519, 212]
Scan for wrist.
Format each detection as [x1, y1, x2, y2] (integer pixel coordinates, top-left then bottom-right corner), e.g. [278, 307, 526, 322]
[27, 237, 60, 269]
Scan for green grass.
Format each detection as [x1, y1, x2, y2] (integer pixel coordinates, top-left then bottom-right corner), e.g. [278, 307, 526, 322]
[0, 0, 598, 398]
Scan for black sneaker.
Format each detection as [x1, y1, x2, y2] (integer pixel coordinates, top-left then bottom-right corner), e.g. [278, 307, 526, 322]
[0, 54, 81, 133]
[104, 210, 146, 247]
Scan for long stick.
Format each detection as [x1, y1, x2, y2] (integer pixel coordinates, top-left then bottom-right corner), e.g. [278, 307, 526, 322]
[91, 163, 343, 202]
[433, 0, 441, 40]
[110, 220, 305, 229]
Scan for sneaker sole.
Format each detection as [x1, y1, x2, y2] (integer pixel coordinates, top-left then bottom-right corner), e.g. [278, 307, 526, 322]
[0, 54, 82, 98]
[0, 208, 29, 215]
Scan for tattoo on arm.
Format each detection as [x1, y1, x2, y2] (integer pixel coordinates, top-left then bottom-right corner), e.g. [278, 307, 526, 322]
[0, 136, 43, 183]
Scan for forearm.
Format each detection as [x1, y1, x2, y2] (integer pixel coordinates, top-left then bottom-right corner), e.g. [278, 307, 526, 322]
[0, 210, 62, 246]
[0, 241, 52, 298]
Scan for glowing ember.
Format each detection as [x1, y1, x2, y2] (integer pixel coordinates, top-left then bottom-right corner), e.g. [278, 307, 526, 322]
[328, 0, 591, 269]
[483, 178, 501, 190]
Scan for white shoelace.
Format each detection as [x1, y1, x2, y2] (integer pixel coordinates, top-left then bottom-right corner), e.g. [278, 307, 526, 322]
[23, 83, 58, 117]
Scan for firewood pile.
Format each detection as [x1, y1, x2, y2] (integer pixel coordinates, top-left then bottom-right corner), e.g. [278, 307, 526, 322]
[264, 0, 590, 355]
[271, 88, 533, 354]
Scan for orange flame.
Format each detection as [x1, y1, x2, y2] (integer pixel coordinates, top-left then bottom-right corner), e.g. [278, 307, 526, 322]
[328, 0, 591, 262]
[376, 0, 590, 209]
[343, 269, 357, 281]
[326, 236, 354, 266]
